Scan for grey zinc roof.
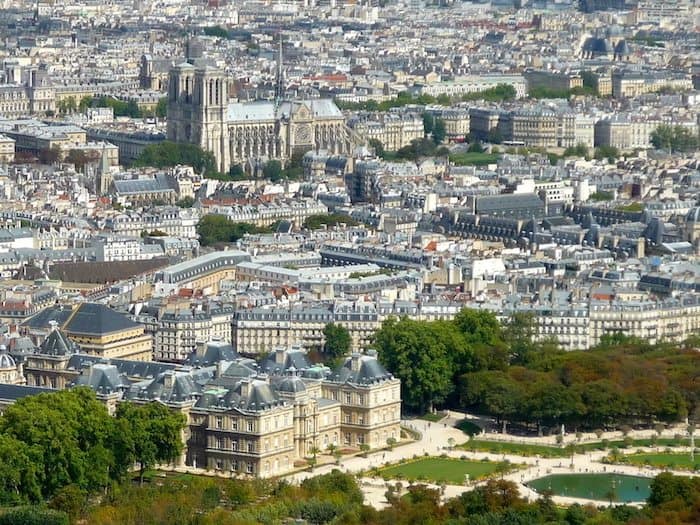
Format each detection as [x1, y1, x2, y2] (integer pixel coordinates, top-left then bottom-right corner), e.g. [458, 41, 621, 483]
[185, 340, 240, 367]
[275, 375, 306, 394]
[217, 359, 259, 380]
[477, 193, 544, 212]
[262, 349, 311, 375]
[126, 371, 201, 404]
[113, 174, 175, 195]
[74, 363, 129, 394]
[65, 303, 141, 336]
[328, 353, 394, 386]
[227, 101, 276, 122]
[227, 99, 343, 123]
[0, 384, 53, 402]
[22, 305, 73, 329]
[65, 354, 177, 379]
[39, 329, 80, 356]
[195, 378, 283, 412]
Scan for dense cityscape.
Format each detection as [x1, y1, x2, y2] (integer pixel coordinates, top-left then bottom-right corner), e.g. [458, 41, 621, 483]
[0, 0, 698, 524]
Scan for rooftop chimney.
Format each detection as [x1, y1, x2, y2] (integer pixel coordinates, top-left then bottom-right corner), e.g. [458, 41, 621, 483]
[240, 378, 251, 398]
[163, 371, 175, 389]
[275, 347, 286, 365]
[350, 352, 362, 372]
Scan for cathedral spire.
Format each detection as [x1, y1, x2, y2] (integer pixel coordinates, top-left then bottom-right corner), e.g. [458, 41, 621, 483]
[275, 33, 284, 108]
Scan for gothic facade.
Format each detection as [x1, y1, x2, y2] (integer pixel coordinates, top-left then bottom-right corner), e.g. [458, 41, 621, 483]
[167, 63, 355, 172]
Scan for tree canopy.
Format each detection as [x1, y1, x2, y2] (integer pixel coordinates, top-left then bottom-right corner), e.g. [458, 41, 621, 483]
[373, 308, 700, 429]
[196, 215, 269, 246]
[303, 213, 358, 230]
[651, 124, 699, 153]
[322, 323, 351, 359]
[133, 141, 218, 175]
[0, 388, 186, 505]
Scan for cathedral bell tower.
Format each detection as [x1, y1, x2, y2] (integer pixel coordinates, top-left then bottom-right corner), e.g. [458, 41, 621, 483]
[167, 64, 230, 173]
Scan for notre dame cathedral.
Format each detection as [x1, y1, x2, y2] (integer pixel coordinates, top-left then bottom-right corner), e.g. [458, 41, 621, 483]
[166, 62, 356, 173]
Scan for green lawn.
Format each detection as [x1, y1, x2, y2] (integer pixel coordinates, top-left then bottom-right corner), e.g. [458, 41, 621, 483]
[617, 452, 700, 471]
[418, 413, 444, 422]
[459, 437, 694, 458]
[380, 458, 507, 484]
[449, 152, 500, 166]
[460, 439, 570, 458]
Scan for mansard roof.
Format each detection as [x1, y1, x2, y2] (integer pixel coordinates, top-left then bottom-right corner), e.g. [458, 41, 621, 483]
[39, 329, 79, 356]
[74, 363, 128, 394]
[328, 351, 394, 386]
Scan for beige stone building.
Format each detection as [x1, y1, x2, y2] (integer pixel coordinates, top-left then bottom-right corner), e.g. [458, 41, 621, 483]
[3, 336, 403, 478]
[594, 117, 660, 150]
[348, 112, 424, 152]
[22, 303, 153, 361]
[0, 134, 15, 162]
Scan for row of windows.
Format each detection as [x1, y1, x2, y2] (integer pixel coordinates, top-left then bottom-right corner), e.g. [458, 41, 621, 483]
[213, 434, 290, 453]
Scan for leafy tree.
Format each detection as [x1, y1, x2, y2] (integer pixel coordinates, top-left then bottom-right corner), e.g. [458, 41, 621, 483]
[374, 317, 457, 413]
[48, 484, 88, 522]
[114, 402, 186, 485]
[228, 164, 247, 180]
[322, 323, 351, 359]
[0, 434, 43, 504]
[594, 145, 619, 163]
[396, 137, 437, 160]
[432, 118, 446, 144]
[263, 160, 283, 181]
[590, 190, 614, 201]
[651, 124, 699, 153]
[580, 70, 599, 95]
[563, 143, 589, 158]
[134, 141, 218, 176]
[0, 388, 118, 500]
[196, 215, 267, 246]
[369, 138, 385, 157]
[57, 96, 77, 115]
[175, 196, 195, 208]
[155, 97, 167, 118]
[423, 113, 435, 135]
[93, 96, 142, 118]
[78, 95, 93, 112]
[203, 26, 230, 39]
[453, 309, 503, 349]
[467, 141, 485, 153]
[648, 472, 700, 507]
[503, 312, 538, 365]
[303, 213, 358, 230]
[461, 84, 516, 102]
[459, 371, 523, 433]
[436, 94, 451, 105]
[65, 149, 99, 172]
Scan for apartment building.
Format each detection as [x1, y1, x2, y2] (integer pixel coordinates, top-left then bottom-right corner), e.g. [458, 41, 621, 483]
[151, 306, 236, 362]
[0, 134, 15, 162]
[347, 112, 424, 152]
[206, 199, 328, 228]
[104, 207, 200, 238]
[232, 301, 380, 354]
[594, 116, 660, 150]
